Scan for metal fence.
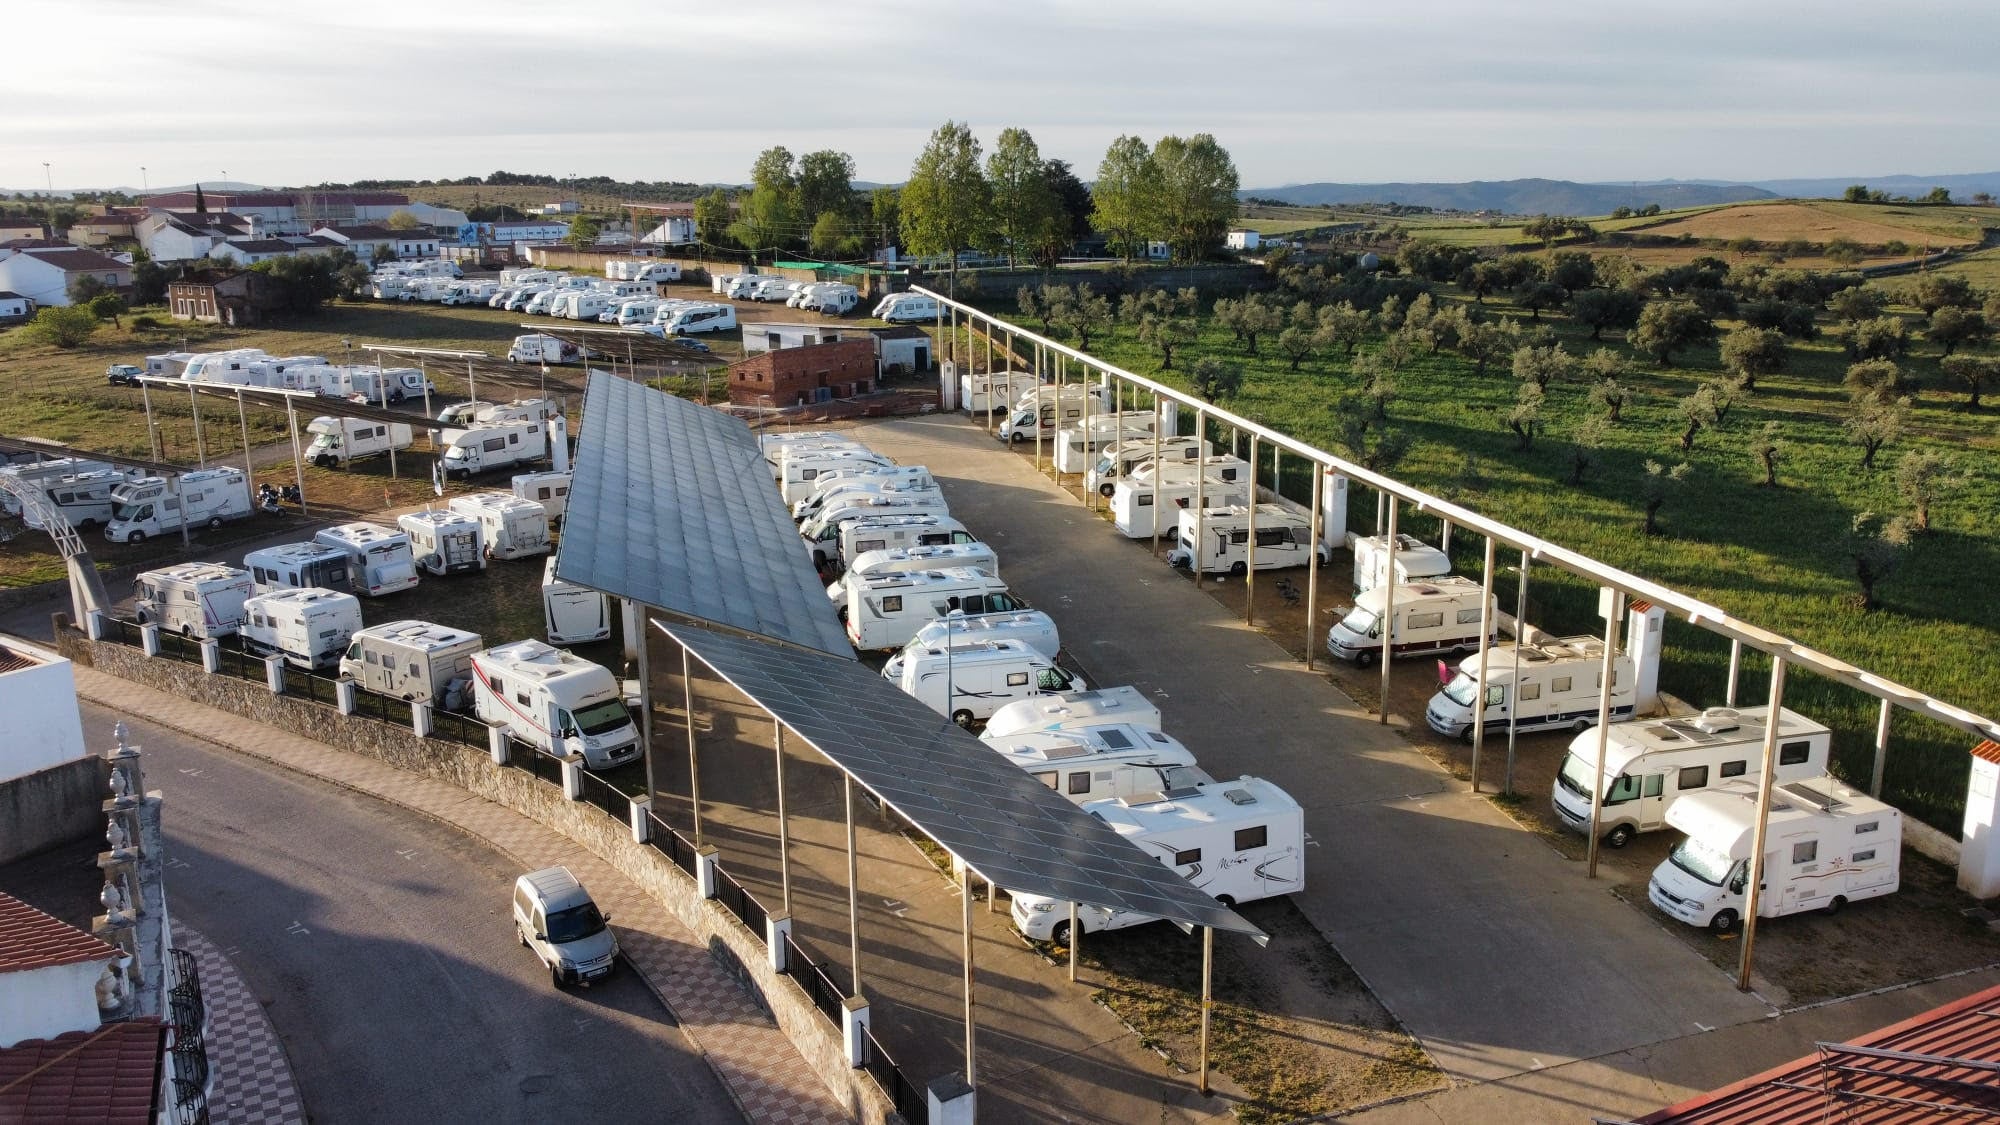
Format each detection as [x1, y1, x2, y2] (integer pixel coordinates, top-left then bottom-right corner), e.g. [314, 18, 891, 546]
[577, 769, 628, 821]
[104, 618, 143, 647]
[713, 865, 767, 936]
[645, 812, 698, 874]
[216, 643, 262, 682]
[352, 689, 413, 729]
[527, 745, 564, 788]
[157, 631, 203, 665]
[283, 669, 338, 707]
[167, 948, 210, 1125]
[430, 708, 486, 748]
[865, 1028, 928, 1125]
[784, 935, 848, 1025]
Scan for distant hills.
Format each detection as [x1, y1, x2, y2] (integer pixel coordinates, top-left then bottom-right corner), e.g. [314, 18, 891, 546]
[1244, 174, 2000, 216]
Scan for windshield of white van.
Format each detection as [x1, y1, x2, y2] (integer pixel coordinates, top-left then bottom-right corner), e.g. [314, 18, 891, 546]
[570, 699, 631, 737]
[1337, 606, 1379, 637]
[1556, 752, 1595, 798]
[1669, 837, 1736, 887]
[544, 902, 606, 943]
[1441, 672, 1478, 707]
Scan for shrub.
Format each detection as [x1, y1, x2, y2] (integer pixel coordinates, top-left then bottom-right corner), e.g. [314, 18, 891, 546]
[25, 305, 98, 349]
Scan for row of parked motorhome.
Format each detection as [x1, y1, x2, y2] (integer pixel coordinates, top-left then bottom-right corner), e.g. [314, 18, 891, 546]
[707, 274, 862, 315]
[139, 348, 438, 406]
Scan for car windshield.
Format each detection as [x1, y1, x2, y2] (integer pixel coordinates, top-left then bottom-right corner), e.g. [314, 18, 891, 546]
[1556, 752, 1596, 798]
[543, 902, 605, 943]
[1337, 606, 1378, 637]
[570, 699, 631, 737]
[1669, 837, 1737, 887]
[1441, 673, 1478, 707]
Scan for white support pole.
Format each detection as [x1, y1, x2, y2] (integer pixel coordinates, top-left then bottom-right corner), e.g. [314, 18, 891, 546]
[845, 774, 862, 998]
[141, 382, 158, 461]
[1506, 550, 1529, 794]
[1585, 588, 1626, 879]
[234, 390, 253, 488]
[1378, 497, 1398, 722]
[638, 606, 656, 801]
[1192, 411, 1207, 588]
[1470, 535, 1497, 791]
[776, 724, 791, 914]
[285, 398, 308, 518]
[1198, 924, 1214, 1096]
[1737, 656, 1788, 992]
[1149, 404, 1166, 559]
[1726, 638, 1742, 707]
[1245, 435, 1261, 623]
[1067, 901, 1078, 983]
[1306, 467, 1323, 670]
[683, 646, 701, 846]
[188, 383, 205, 467]
[961, 865, 976, 1087]
[1870, 698, 1892, 798]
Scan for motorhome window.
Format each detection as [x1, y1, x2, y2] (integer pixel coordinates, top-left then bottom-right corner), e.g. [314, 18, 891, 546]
[1229, 530, 1249, 546]
[1006, 672, 1030, 687]
[1136, 495, 1153, 507]
[1033, 771, 1057, 789]
[318, 629, 337, 639]
[1855, 820, 1879, 834]
[1518, 682, 1541, 701]
[1605, 774, 1641, 804]
[881, 596, 902, 613]
[515, 691, 531, 707]
[1678, 765, 1709, 790]
[181, 590, 195, 602]
[1853, 849, 1876, 862]
[1234, 826, 1268, 851]
[1068, 773, 1091, 795]
[1173, 848, 1201, 866]
[1791, 841, 1818, 864]
[508, 434, 519, 445]
[857, 539, 885, 554]
[1255, 528, 1289, 548]
[1642, 774, 1664, 798]
[408, 663, 419, 677]
[1338, 606, 1379, 638]
[365, 651, 378, 665]
[1037, 667, 1073, 691]
[483, 438, 505, 453]
[1456, 608, 1483, 625]
[1669, 836, 1735, 886]
[1720, 760, 1747, 778]
[1552, 676, 1573, 694]
[1556, 753, 1593, 797]
[1408, 612, 1444, 631]
[1778, 740, 1811, 766]
[572, 700, 631, 736]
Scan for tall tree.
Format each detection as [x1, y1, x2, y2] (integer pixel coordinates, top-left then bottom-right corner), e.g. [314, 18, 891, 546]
[985, 128, 1058, 268]
[869, 187, 901, 258]
[693, 188, 733, 246]
[1718, 325, 1788, 390]
[1146, 134, 1240, 264]
[1091, 135, 1155, 262]
[729, 146, 798, 259]
[795, 150, 857, 228]
[1941, 354, 2000, 409]
[1630, 299, 1714, 366]
[900, 121, 991, 295]
[1036, 159, 1093, 267]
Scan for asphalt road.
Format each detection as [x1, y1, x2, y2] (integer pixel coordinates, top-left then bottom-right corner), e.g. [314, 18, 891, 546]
[96, 700, 742, 1124]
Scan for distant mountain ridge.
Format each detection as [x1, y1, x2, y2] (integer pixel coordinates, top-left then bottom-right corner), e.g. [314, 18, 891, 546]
[1244, 173, 2000, 216]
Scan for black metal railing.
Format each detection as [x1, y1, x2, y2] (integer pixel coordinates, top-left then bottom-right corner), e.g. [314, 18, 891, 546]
[167, 948, 205, 1042]
[166, 948, 209, 1122]
[528, 745, 564, 788]
[645, 812, 698, 874]
[577, 769, 628, 821]
[105, 618, 142, 647]
[352, 689, 413, 729]
[217, 643, 262, 682]
[430, 708, 486, 748]
[784, 935, 848, 1025]
[714, 865, 767, 935]
[282, 669, 337, 706]
[158, 631, 203, 665]
[865, 1028, 928, 1125]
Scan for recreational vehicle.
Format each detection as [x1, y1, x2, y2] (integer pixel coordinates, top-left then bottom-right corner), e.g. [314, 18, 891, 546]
[1425, 635, 1635, 743]
[133, 563, 254, 639]
[470, 640, 641, 770]
[1, 458, 116, 514]
[886, 638, 1075, 726]
[1325, 576, 1494, 666]
[827, 542, 1000, 603]
[398, 510, 486, 575]
[778, 448, 894, 508]
[798, 495, 954, 563]
[439, 422, 549, 479]
[997, 387, 1114, 444]
[658, 303, 736, 336]
[791, 465, 936, 520]
[244, 541, 354, 595]
[884, 609, 1061, 678]
[447, 492, 552, 560]
[340, 620, 482, 707]
[1009, 777, 1305, 944]
[1352, 533, 1452, 595]
[103, 469, 253, 543]
[834, 514, 975, 571]
[842, 568, 1023, 652]
[1168, 503, 1327, 575]
[542, 557, 609, 645]
[513, 471, 572, 524]
[508, 333, 584, 365]
[22, 468, 140, 531]
[1648, 775, 1900, 933]
[759, 430, 860, 468]
[304, 417, 414, 469]
[794, 283, 857, 314]
[1052, 412, 1160, 474]
[872, 293, 941, 323]
[340, 366, 432, 406]
[312, 522, 421, 597]
[1108, 473, 1252, 539]
[1553, 706, 1833, 847]
[984, 724, 1202, 804]
[982, 686, 1164, 739]
[959, 371, 1038, 415]
[240, 587, 364, 672]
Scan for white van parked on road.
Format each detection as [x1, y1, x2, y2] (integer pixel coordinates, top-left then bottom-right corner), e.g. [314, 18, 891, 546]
[1425, 635, 1636, 743]
[543, 557, 610, 645]
[399, 510, 486, 575]
[312, 522, 420, 597]
[134, 563, 254, 639]
[843, 568, 1023, 652]
[1325, 576, 1493, 666]
[982, 686, 1163, 739]
[471, 640, 641, 770]
[340, 619, 482, 707]
[241, 587, 364, 671]
[887, 638, 1076, 726]
[984, 723, 1200, 804]
[513, 866, 619, 988]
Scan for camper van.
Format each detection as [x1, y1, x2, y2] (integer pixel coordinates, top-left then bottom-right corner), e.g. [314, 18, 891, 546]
[398, 510, 486, 575]
[614, 298, 661, 326]
[340, 366, 432, 406]
[1008, 777, 1305, 944]
[872, 293, 941, 323]
[886, 638, 1075, 726]
[833, 515, 975, 571]
[884, 610, 1061, 679]
[312, 522, 420, 597]
[22, 468, 140, 532]
[997, 387, 1114, 444]
[1425, 635, 1634, 743]
[448, 492, 551, 560]
[305, 417, 414, 469]
[340, 620, 483, 707]
[658, 303, 737, 336]
[1553, 706, 1833, 847]
[433, 398, 557, 436]
[1052, 413, 1160, 474]
[724, 275, 768, 300]
[827, 542, 1000, 603]
[791, 464, 936, 519]
[777, 448, 893, 507]
[1325, 576, 1494, 666]
[439, 422, 549, 479]
[513, 471, 572, 525]
[795, 284, 857, 314]
[767, 439, 874, 484]
[244, 541, 353, 595]
[1352, 533, 1452, 595]
[843, 568, 1023, 652]
[542, 557, 609, 645]
[1108, 474, 1252, 539]
[984, 724, 1202, 804]
[471, 640, 641, 770]
[104, 469, 253, 543]
[240, 587, 364, 672]
[1648, 775, 1901, 933]
[982, 686, 1164, 739]
[1, 458, 116, 515]
[959, 371, 1038, 415]
[1168, 503, 1326, 576]
[760, 430, 861, 467]
[133, 563, 254, 639]
[508, 333, 584, 365]
[799, 495, 955, 564]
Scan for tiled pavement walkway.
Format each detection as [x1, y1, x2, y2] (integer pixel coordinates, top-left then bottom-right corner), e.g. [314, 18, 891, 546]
[178, 926, 307, 1125]
[75, 666, 850, 1125]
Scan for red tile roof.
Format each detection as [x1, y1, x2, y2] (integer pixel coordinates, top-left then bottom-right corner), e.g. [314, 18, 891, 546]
[0, 1018, 165, 1125]
[0, 892, 117, 974]
[1639, 981, 2000, 1123]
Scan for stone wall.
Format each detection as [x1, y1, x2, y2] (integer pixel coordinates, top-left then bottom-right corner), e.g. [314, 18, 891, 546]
[0, 756, 104, 865]
[59, 630, 895, 1125]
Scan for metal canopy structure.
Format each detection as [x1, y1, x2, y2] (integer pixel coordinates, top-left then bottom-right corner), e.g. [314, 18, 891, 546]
[659, 616, 1262, 938]
[558, 370, 851, 657]
[132, 377, 417, 429]
[0, 436, 184, 478]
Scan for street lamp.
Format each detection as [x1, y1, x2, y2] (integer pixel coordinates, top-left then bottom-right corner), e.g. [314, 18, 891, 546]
[42, 162, 51, 193]
[139, 166, 148, 192]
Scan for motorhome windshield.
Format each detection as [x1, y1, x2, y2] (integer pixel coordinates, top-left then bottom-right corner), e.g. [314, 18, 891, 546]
[1092, 455, 1114, 476]
[570, 699, 631, 737]
[1669, 837, 1737, 887]
[1337, 606, 1379, 637]
[543, 902, 606, 943]
[112, 501, 148, 521]
[1441, 672, 1479, 708]
[1556, 752, 1595, 798]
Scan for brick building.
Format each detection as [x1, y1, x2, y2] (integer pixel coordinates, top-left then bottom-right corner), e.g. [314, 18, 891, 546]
[727, 338, 877, 407]
[167, 270, 285, 325]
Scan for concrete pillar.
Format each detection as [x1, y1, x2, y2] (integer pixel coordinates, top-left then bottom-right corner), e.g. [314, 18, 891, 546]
[560, 755, 583, 801]
[767, 912, 792, 973]
[1320, 469, 1349, 554]
[86, 611, 104, 641]
[696, 845, 720, 898]
[488, 723, 509, 765]
[199, 639, 219, 674]
[630, 795, 652, 844]
[842, 996, 870, 1067]
[411, 701, 432, 739]
[139, 623, 160, 657]
[263, 654, 285, 694]
[1960, 749, 2000, 898]
[1626, 602, 1668, 714]
[927, 1075, 975, 1125]
[335, 678, 357, 715]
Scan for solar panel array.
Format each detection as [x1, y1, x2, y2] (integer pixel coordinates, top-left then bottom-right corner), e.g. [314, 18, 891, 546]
[557, 371, 852, 657]
[659, 617, 1262, 936]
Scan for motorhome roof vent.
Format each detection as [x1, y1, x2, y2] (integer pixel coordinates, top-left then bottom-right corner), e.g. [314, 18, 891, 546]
[1040, 743, 1088, 760]
[1124, 791, 1168, 807]
[1097, 728, 1134, 750]
[1780, 780, 1844, 811]
[1222, 787, 1257, 806]
[1694, 708, 1742, 734]
[1656, 719, 1714, 744]
[1409, 585, 1441, 596]
[1519, 647, 1552, 663]
[1163, 787, 1202, 801]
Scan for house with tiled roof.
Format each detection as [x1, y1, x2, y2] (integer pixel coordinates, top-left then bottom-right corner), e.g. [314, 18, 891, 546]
[0, 216, 47, 241]
[0, 246, 130, 307]
[135, 211, 253, 263]
[210, 237, 301, 266]
[0, 892, 121, 1048]
[68, 213, 137, 247]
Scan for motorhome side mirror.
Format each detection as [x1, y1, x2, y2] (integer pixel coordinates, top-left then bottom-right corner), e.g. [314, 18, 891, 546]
[534, 932, 547, 942]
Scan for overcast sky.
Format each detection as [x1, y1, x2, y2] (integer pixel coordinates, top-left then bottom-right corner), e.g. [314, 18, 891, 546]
[7, 0, 1994, 192]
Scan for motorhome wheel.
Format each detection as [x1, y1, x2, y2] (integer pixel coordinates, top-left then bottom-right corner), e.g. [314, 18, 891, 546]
[389, 390, 405, 405]
[315, 454, 337, 469]
[1823, 895, 1847, 916]
[1459, 725, 1477, 746]
[1050, 920, 1071, 947]
[207, 517, 223, 530]
[1571, 717, 1591, 734]
[1708, 909, 1739, 934]
[1009, 432, 1025, 444]
[1216, 894, 1237, 908]
[1603, 824, 1634, 848]
[951, 709, 975, 729]
[127, 530, 145, 543]
[1353, 649, 1377, 668]
[550, 962, 566, 990]
[1229, 562, 1247, 577]
[1099, 483, 1115, 498]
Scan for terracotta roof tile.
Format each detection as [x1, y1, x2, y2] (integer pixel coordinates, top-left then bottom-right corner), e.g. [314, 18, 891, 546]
[0, 1018, 165, 1125]
[0, 892, 118, 974]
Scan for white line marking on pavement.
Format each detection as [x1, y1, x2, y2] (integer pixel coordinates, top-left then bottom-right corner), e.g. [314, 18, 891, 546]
[285, 921, 311, 936]
[882, 899, 909, 917]
[397, 848, 420, 861]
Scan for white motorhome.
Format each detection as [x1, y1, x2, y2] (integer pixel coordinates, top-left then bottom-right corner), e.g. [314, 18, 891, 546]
[630, 260, 680, 284]
[1052, 412, 1160, 474]
[240, 587, 364, 672]
[872, 293, 940, 323]
[508, 333, 584, 365]
[791, 464, 935, 520]
[471, 640, 641, 770]
[23, 468, 140, 532]
[982, 686, 1164, 739]
[842, 568, 1024, 652]
[1168, 503, 1326, 576]
[1649, 776, 1900, 933]
[724, 275, 767, 300]
[244, 541, 354, 595]
[827, 542, 999, 603]
[997, 386, 1114, 444]
[778, 448, 893, 507]
[512, 471, 572, 525]
[710, 272, 744, 295]
[134, 563, 254, 639]
[439, 422, 549, 479]
[833, 514, 974, 571]
[795, 284, 857, 314]
[305, 417, 414, 469]
[103, 469, 253, 543]
[1, 458, 117, 516]
[1553, 706, 1833, 847]
[340, 366, 432, 406]
[884, 610, 1060, 679]
[398, 510, 486, 575]
[552, 290, 616, 321]
[179, 349, 269, 384]
[614, 298, 662, 326]
[758, 430, 859, 469]
[542, 557, 609, 645]
[1425, 635, 1635, 743]
[959, 371, 1038, 415]
[1108, 473, 1252, 539]
[433, 397, 557, 435]
[748, 278, 798, 303]
[658, 303, 736, 335]
[448, 492, 552, 560]
[799, 495, 955, 563]
[313, 522, 420, 597]
[244, 355, 329, 389]
[984, 724, 1202, 804]
[1352, 533, 1451, 595]
[886, 638, 1075, 726]
[1009, 777, 1305, 944]
[340, 620, 483, 708]
[1325, 576, 1493, 666]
